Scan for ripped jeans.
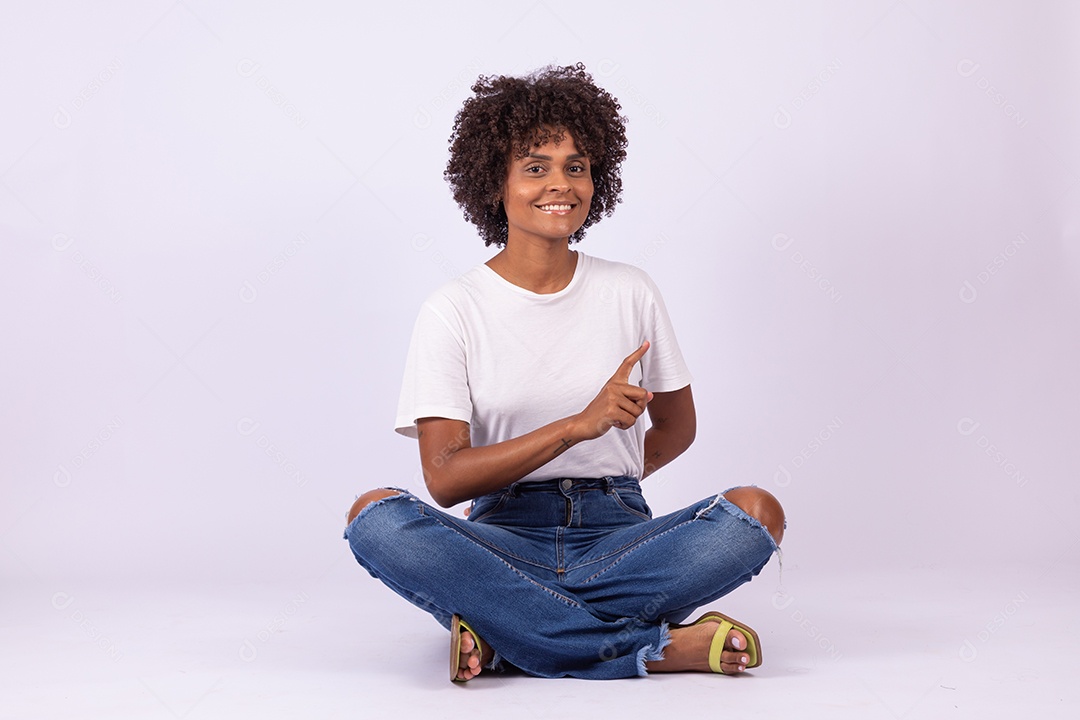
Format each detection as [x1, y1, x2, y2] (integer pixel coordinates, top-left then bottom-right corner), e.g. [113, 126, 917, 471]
[343, 476, 778, 679]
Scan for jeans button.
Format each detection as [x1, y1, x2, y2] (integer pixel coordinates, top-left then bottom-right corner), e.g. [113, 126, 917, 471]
[561, 479, 573, 491]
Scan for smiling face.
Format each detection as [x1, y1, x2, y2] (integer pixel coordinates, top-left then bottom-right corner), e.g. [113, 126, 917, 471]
[501, 130, 594, 247]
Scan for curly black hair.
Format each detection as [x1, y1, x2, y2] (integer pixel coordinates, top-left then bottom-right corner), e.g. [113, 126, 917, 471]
[444, 63, 628, 247]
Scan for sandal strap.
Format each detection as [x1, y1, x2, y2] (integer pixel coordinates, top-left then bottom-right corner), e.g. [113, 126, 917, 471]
[459, 619, 485, 658]
[708, 618, 735, 673]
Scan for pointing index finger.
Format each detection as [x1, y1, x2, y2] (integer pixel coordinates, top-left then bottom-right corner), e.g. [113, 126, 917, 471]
[614, 340, 650, 381]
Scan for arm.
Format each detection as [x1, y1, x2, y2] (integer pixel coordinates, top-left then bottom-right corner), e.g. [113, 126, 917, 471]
[641, 384, 696, 479]
[418, 342, 654, 508]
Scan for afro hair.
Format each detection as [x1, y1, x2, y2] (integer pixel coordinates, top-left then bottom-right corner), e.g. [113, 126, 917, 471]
[444, 63, 628, 247]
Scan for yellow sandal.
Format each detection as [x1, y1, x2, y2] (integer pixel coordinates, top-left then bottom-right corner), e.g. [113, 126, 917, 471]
[683, 611, 762, 673]
[449, 614, 486, 683]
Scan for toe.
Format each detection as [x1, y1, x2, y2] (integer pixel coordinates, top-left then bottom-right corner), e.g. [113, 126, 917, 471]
[456, 631, 482, 680]
[721, 628, 750, 672]
[719, 648, 750, 671]
[456, 656, 478, 681]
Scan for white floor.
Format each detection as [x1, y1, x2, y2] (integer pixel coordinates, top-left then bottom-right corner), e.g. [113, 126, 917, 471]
[3, 561, 1075, 719]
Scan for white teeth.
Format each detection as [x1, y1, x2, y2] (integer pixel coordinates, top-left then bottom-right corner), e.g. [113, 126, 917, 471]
[538, 204, 572, 211]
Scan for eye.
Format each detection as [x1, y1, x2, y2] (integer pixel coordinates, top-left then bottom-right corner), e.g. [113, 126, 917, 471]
[568, 164, 587, 174]
[524, 164, 546, 174]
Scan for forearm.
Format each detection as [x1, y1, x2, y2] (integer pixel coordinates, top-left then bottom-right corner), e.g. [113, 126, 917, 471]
[423, 343, 654, 507]
[641, 384, 696, 479]
[641, 422, 695, 479]
[423, 416, 587, 507]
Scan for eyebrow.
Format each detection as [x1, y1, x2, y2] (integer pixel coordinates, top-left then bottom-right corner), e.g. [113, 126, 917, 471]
[525, 153, 587, 161]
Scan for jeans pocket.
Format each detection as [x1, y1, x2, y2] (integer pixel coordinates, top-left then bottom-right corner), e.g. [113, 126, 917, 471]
[611, 489, 653, 520]
[468, 492, 509, 523]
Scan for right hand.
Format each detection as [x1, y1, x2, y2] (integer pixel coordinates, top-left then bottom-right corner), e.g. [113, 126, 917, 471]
[574, 341, 654, 441]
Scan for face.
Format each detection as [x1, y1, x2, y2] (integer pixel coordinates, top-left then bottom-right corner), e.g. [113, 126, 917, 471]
[501, 131, 593, 247]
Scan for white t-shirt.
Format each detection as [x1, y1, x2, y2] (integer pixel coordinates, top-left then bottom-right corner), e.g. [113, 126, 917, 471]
[395, 251, 693, 482]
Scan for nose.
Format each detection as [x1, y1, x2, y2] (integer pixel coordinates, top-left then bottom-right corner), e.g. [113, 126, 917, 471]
[546, 170, 571, 192]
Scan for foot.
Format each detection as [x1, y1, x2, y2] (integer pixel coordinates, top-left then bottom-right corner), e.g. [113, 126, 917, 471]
[646, 621, 752, 674]
[455, 628, 493, 681]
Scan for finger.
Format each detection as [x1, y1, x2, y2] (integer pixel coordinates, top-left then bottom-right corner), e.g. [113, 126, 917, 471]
[595, 395, 647, 434]
[601, 411, 639, 432]
[617, 385, 652, 403]
[611, 405, 645, 430]
[613, 340, 650, 381]
[616, 395, 647, 417]
[626, 393, 652, 414]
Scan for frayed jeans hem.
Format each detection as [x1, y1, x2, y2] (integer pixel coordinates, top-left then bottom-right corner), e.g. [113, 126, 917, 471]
[636, 621, 672, 676]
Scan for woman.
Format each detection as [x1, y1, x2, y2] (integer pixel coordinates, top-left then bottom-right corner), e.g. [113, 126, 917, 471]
[344, 64, 785, 682]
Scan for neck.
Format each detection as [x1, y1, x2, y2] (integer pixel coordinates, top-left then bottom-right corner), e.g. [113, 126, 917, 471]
[487, 237, 578, 294]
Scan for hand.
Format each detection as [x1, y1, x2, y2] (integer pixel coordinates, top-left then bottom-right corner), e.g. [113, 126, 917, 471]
[574, 341, 653, 441]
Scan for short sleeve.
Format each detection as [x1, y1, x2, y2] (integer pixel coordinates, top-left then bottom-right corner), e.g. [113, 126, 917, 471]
[394, 302, 473, 438]
[638, 271, 693, 393]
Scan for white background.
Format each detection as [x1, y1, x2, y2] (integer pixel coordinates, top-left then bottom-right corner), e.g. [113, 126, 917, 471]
[2, 1, 1078, 716]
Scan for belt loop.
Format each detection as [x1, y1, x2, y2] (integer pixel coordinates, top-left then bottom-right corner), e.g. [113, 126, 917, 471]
[603, 476, 613, 494]
[509, 481, 521, 498]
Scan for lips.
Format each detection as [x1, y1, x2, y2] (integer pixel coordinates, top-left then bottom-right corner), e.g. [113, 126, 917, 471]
[535, 203, 575, 214]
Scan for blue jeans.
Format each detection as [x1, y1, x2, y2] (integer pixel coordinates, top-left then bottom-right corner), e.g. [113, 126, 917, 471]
[343, 476, 778, 679]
